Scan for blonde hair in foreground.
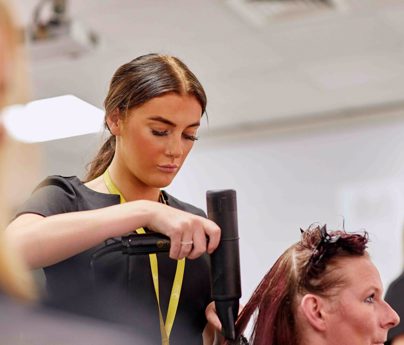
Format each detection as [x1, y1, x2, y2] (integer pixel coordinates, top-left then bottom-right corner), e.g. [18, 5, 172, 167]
[0, 0, 29, 108]
[0, 0, 36, 302]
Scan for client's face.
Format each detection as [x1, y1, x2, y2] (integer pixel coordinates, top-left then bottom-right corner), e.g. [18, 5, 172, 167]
[324, 256, 399, 345]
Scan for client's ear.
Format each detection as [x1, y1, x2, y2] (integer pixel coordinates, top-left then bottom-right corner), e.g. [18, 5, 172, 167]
[300, 294, 327, 331]
[106, 108, 122, 136]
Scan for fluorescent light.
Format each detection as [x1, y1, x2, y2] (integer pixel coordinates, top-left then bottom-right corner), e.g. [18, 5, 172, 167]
[1, 95, 104, 143]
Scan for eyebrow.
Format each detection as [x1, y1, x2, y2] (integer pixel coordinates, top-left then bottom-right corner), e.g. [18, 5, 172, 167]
[148, 116, 200, 128]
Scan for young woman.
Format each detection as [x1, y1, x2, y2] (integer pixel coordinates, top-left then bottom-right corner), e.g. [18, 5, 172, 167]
[5, 54, 221, 345]
[233, 225, 400, 345]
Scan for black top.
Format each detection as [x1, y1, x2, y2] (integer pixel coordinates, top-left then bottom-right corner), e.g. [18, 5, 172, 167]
[16, 175, 212, 345]
[385, 271, 404, 344]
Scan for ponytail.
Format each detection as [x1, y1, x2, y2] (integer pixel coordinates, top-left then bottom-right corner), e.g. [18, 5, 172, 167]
[84, 135, 116, 182]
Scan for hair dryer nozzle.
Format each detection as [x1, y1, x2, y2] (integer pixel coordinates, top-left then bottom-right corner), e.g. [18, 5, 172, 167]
[215, 300, 238, 340]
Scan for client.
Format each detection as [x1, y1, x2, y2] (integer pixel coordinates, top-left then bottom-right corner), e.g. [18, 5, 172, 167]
[234, 225, 400, 345]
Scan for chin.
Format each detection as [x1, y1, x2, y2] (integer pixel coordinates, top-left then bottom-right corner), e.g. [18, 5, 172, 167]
[151, 178, 174, 189]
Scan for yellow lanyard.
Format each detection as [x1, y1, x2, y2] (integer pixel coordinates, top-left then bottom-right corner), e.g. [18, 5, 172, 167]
[103, 170, 185, 345]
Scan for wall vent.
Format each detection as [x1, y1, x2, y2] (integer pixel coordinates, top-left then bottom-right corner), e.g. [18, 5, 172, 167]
[225, 0, 350, 26]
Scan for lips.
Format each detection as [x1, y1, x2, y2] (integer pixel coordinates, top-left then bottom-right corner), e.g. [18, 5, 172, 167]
[157, 164, 178, 173]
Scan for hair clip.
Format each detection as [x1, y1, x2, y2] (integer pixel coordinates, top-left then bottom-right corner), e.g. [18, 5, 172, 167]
[319, 225, 340, 244]
[309, 225, 341, 266]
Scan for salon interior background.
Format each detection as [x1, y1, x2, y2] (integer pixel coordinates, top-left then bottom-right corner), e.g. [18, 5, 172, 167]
[10, 0, 404, 299]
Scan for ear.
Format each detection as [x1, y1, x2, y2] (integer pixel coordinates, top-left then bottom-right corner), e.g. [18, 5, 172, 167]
[299, 294, 327, 332]
[106, 108, 122, 136]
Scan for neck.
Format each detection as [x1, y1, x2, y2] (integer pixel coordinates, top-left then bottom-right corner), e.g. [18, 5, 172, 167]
[298, 329, 327, 345]
[107, 159, 161, 202]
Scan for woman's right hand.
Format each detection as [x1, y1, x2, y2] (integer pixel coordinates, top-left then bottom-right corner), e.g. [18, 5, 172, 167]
[140, 201, 221, 260]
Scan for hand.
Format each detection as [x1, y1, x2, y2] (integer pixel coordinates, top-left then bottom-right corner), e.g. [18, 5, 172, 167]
[392, 334, 404, 345]
[145, 202, 221, 260]
[205, 301, 222, 332]
[205, 301, 245, 344]
[204, 302, 224, 345]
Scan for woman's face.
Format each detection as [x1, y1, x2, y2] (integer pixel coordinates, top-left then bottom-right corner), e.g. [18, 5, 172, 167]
[113, 93, 202, 188]
[323, 256, 399, 345]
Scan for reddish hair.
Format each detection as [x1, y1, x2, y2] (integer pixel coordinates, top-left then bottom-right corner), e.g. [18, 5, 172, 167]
[234, 225, 368, 345]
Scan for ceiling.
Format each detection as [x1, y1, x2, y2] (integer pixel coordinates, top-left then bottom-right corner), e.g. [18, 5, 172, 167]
[11, 0, 404, 132]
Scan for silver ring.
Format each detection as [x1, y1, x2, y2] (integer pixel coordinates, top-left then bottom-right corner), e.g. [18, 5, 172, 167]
[180, 240, 193, 245]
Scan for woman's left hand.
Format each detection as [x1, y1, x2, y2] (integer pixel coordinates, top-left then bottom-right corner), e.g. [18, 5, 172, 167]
[205, 301, 222, 332]
[203, 301, 224, 345]
[204, 301, 245, 344]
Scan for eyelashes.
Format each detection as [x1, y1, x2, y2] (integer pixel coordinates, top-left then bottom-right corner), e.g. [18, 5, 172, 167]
[183, 134, 199, 141]
[151, 129, 168, 137]
[151, 129, 199, 141]
[365, 293, 375, 304]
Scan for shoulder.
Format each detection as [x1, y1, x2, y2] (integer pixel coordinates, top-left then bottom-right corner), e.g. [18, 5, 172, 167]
[34, 175, 82, 195]
[14, 175, 83, 217]
[15, 175, 118, 217]
[163, 191, 206, 218]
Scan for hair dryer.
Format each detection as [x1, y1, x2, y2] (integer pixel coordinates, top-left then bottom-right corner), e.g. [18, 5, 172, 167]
[206, 189, 241, 341]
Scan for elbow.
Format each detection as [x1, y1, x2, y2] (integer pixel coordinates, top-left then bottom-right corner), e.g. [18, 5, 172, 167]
[4, 224, 41, 270]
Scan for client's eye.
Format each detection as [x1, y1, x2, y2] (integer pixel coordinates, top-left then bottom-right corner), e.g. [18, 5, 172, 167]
[365, 293, 375, 304]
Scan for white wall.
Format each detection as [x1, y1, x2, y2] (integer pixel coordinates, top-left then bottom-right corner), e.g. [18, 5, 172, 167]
[166, 110, 404, 302]
[38, 108, 404, 303]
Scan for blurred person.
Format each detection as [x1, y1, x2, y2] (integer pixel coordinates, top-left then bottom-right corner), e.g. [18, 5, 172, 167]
[0, 1, 157, 343]
[233, 225, 400, 345]
[0, 0, 37, 303]
[6, 53, 222, 344]
[385, 228, 404, 345]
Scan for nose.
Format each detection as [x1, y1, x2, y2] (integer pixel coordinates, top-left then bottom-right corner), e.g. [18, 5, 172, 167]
[381, 300, 400, 329]
[165, 135, 183, 158]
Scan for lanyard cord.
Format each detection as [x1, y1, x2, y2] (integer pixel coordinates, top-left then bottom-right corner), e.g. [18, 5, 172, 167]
[103, 170, 185, 345]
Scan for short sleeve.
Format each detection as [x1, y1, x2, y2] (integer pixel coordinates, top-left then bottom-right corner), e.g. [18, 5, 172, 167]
[15, 176, 79, 218]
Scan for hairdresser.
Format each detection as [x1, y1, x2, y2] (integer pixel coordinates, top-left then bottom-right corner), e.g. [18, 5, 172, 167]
[5, 53, 221, 345]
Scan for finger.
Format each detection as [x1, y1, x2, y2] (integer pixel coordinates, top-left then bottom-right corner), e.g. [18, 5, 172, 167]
[187, 227, 207, 260]
[205, 302, 222, 331]
[178, 240, 193, 259]
[178, 233, 194, 259]
[169, 230, 182, 259]
[204, 219, 221, 254]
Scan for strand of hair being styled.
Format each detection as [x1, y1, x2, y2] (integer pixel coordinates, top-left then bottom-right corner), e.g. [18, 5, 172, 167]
[233, 246, 299, 345]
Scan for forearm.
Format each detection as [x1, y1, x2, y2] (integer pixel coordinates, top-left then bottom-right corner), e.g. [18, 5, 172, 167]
[5, 201, 152, 269]
[5, 199, 220, 268]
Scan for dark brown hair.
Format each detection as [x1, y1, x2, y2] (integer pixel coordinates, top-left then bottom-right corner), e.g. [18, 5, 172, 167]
[84, 53, 207, 181]
[234, 225, 368, 345]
